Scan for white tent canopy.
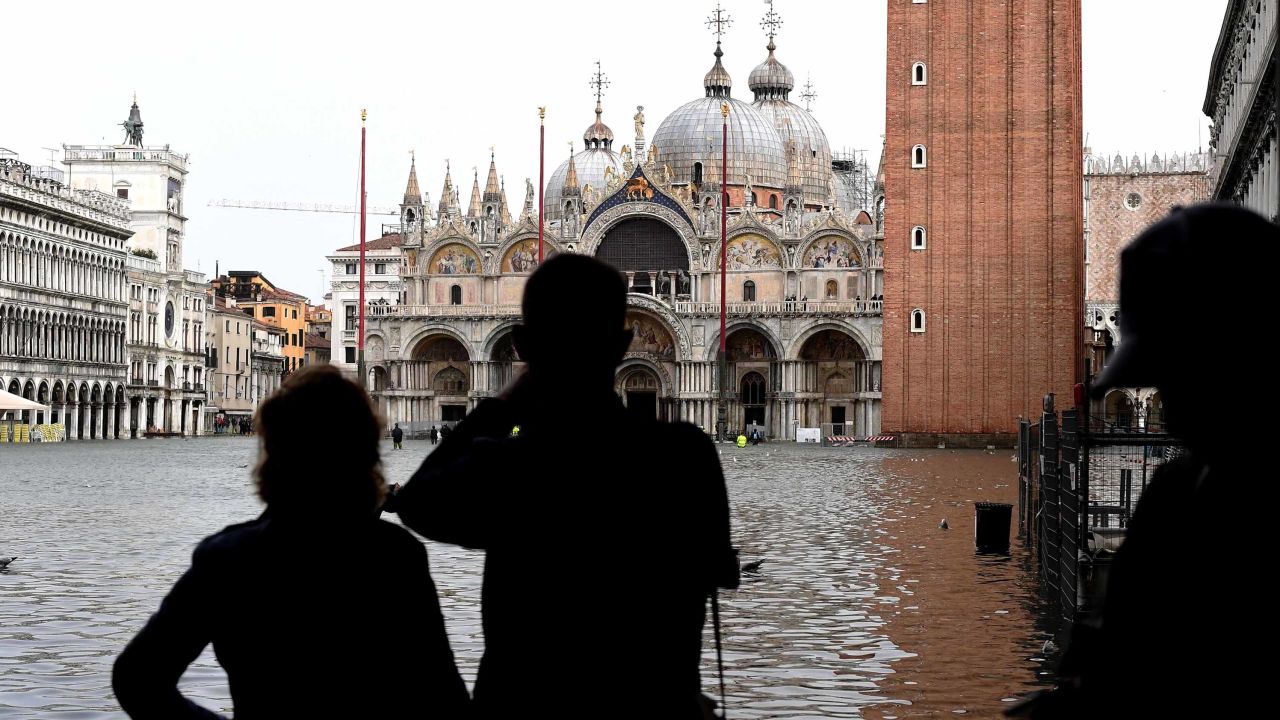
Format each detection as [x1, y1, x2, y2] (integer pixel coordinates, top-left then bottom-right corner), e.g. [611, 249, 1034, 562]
[0, 388, 50, 412]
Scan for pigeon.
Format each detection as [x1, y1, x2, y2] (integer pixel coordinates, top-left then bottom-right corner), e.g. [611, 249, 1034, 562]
[1042, 638, 1059, 655]
[939, 519, 949, 530]
[0, 557, 16, 570]
[740, 559, 766, 574]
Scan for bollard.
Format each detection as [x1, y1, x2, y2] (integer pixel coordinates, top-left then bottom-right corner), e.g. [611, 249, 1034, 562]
[974, 501, 1013, 553]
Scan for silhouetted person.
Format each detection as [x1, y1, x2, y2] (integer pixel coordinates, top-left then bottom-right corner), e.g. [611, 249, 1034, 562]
[396, 254, 739, 719]
[430, 425, 439, 445]
[392, 422, 404, 450]
[1015, 204, 1276, 719]
[113, 365, 467, 720]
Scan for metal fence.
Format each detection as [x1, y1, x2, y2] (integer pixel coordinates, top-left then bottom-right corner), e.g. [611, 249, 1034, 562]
[1017, 393, 1184, 621]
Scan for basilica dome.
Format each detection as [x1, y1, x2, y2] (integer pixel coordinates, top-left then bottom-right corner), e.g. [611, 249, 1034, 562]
[651, 43, 788, 190]
[544, 102, 623, 222]
[749, 39, 833, 207]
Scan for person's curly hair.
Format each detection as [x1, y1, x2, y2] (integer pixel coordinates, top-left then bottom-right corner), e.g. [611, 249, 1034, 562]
[253, 365, 386, 516]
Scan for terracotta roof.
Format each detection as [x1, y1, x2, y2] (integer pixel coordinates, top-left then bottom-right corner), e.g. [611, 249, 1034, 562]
[337, 233, 404, 252]
[305, 333, 329, 349]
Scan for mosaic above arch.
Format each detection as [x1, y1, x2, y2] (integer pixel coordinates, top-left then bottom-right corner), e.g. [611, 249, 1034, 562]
[722, 233, 782, 270]
[803, 235, 861, 269]
[429, 243, 480, 275]
[502, 238, 555, 273]
[625, 311, 676, 360]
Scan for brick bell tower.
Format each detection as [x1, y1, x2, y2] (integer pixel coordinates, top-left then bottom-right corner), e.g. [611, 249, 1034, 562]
[882, 0, 1084, 445]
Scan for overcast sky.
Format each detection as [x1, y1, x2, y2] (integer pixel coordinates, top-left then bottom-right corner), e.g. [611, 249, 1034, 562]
[2, 0, 1227, 303]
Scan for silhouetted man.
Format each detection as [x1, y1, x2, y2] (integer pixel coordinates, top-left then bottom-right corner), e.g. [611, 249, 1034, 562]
[392, 422, 404, 450]
[1015, 204, 1275, 719]
[396, 254, 739, 719]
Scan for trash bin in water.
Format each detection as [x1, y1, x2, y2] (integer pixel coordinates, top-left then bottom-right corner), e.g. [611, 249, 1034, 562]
[974, 502, 1013, 553]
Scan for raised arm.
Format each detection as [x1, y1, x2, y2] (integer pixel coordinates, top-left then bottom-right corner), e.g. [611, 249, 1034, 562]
[395, 398, 517, 549]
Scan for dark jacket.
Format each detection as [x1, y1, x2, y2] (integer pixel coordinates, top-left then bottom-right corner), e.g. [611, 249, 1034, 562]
[396, 395, 738, 719]
[1027, 454, 1264, 718]
[113, 514, 468, 719]
[392, 427, 405, 442]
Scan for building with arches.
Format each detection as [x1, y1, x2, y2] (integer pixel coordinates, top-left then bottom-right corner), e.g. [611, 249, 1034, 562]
[63, 100, 209, 436]
[1, 149, 133, 439]
[357, 23, 884, 439]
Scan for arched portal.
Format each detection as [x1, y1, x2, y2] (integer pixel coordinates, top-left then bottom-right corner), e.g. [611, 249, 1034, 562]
[488, 330, 524, 394]
[406, 334, 471, 425]
[799, 328, 868, 436]
[725, 326, 779, 435]
[618, 365, 661, 420]
[1104, 390, 1137, 431]
[596, 218, 689, 294]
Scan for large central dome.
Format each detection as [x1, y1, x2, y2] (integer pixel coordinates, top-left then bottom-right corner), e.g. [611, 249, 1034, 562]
[652, 43, 788, 190]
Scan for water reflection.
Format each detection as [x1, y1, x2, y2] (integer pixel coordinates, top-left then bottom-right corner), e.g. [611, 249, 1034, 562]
[0, 440, 1054, 718]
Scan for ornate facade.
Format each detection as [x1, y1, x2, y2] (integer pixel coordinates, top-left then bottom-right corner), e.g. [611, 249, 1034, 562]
[363, 22, 884, 439]
[1, 150, 132, 439]
[1082, 150, 1210, 431]
[1203, 0, 1278, 221]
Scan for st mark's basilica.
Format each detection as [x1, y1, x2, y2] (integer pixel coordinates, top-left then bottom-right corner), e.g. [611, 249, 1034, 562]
[358, 17, 884, 440]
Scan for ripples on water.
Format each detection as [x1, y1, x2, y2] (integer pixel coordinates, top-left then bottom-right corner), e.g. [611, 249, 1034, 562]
[0, 439, 1054, 718]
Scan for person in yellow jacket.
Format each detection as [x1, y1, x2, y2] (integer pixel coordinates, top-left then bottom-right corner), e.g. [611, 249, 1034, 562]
[735, 432, 747, 448]
[511, 425, 521, 437]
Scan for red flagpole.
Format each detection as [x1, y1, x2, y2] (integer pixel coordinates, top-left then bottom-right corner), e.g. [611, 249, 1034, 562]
[538, 107, 546, 263]
[719, 102, 728, 354]
[357, 109, 367, 387]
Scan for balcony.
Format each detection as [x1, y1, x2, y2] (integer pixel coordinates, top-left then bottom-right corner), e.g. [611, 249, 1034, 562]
[193, 383, 204, 393]
[127, 255, 163, 274]
[368, 304, 521, 319]
[676, 300, 882, 317]
[146, 379, 159, 387]
[182, 381, 191, 390]
[64, 145, 189, 171]
[146, 301, 159, 314]
[184, 270, 207, 285]
[129, 298, 142, 312]
[128, 376, 145, 387]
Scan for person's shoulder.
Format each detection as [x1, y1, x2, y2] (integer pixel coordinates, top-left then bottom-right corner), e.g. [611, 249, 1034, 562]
[193, 516, 271, 560]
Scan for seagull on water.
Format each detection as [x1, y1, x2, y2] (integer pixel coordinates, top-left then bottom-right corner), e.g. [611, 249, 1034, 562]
[939, 519, 949, 530]
[740, 559, 766, 574]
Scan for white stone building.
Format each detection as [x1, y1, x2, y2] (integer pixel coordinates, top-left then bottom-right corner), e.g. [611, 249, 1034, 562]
[1, 150, 132, 439]
[327, 230, 404, 376]
[63, 100, 210, 435]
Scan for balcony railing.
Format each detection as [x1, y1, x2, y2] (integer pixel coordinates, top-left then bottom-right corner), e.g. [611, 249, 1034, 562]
[675, 300, 882, 316]
[64, 145, 189, 171]
[184, 270, 207, 285]
[194, 383, 204, 393]
[363, 300, 883, 319]
[146, 379, 159, 387]
[127, 255, 163, 274]
[129, 376, 144, 386]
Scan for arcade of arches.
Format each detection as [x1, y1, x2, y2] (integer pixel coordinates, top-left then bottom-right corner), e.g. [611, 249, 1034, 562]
[368, 315, 881, 438]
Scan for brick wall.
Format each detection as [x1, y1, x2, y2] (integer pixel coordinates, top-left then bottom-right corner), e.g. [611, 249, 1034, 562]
[883, 0, 1084, 436]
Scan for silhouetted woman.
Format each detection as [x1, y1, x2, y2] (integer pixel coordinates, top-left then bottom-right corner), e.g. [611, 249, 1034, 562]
[113, 365, 468, 719]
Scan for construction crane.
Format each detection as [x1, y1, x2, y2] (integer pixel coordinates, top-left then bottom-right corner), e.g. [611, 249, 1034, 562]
[207, 198, 401, 216]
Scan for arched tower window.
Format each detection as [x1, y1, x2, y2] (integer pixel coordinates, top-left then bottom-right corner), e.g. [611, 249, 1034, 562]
[450, 284, 462, 305]
[743, 280, 756, 302]
[769, 194, 778, 209]
[912, 145, 927, 168]
[692, 162, 704, 185]
[911, 308, 926, 333]
[912, 225, 927, 249]
[912, 62, 927, 85]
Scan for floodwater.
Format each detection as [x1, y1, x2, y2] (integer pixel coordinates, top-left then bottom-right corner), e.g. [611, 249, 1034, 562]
[0, 439, 1056, 718]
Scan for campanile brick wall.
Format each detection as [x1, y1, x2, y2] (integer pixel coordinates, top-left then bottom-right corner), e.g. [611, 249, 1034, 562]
[883, 0, 1084, 438]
